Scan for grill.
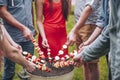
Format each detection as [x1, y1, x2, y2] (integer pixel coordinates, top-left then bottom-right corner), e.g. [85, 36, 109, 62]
[18, 65, 74, 80]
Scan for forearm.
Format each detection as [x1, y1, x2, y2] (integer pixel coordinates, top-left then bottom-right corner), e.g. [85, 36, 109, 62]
[68, 0, 72, 15]
[1, 25, 15, 44]
[0, 6, 26, 31]
[37, 21, 46, 39]
[5, 50, 29, 68]
[84, 27, 103, 45]
[81, 30, 110, 62]
[1, 36, 29, 67]
[35, 0, 46, 39]
[72, 6, 92, 33]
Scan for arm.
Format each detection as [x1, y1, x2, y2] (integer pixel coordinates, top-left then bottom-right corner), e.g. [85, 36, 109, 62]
[74, 26, 110, 63]
[32, 1, 36, 28]
[0, 24, 35, 72]
[66, 5, 93, 46]
[67, 0, 72, 14]
[72, 6, 92, 33]
[1, 25, 20, 48]
[83, 27, 103, 46]
[35, 0, 49, 48]
[0, 6, 33, 40]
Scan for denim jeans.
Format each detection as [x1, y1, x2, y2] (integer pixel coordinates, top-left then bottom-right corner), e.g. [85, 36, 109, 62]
[2, 40, 34, 80]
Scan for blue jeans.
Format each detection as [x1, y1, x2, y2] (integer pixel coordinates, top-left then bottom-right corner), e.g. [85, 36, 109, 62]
[2, 41, 34, 80]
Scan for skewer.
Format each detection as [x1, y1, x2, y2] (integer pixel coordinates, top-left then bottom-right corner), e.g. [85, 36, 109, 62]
[25, 38, 77, 70]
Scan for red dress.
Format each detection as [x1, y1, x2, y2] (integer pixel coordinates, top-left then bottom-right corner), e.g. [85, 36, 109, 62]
[38, 0, 68, 58]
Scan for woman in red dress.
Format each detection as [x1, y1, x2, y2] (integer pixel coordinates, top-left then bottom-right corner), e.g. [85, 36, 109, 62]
[35, 0, 71, 58]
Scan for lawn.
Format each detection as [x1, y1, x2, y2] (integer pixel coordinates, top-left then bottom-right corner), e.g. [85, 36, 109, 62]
[0, 5, 108, 80]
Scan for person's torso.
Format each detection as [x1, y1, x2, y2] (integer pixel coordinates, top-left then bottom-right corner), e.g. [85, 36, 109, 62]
[109, 0, 120, 79]
[1, 0, 35, 42]
[74, 0, 102, 25]
[43, 0, 66, 28]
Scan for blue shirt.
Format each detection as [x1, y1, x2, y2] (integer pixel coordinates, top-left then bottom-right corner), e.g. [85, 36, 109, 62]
[99, 0, 109, 27]
[0, 0, 35, 42]
[81, 0, 120, 79]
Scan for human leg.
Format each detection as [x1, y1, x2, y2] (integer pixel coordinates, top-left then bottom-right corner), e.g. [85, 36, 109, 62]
[19, 40, 34, 54]
[2, 57, 15, 80]
[83, 61, 99, 80]
[76, 24, 99, 80]
[106, 54, 112, 80]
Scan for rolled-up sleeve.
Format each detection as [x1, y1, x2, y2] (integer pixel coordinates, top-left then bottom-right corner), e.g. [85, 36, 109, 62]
[80, 26, 110, 62]
[96, 15, 105, 28]
[86, 0, 100, 11]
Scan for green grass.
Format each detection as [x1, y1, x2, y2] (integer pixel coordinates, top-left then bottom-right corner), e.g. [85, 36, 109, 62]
[0, 5, 108, 80]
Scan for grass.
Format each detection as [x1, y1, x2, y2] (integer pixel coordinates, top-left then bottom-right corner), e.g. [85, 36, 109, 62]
[0, 5, 108, 80]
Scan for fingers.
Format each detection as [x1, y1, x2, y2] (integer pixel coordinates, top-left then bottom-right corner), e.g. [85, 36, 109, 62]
[66, 36, 75, 46]
[74, 62, 83, 67]
[73, 53, 83, 67]
[42, 40, 49, 48]
[26, 61, 36, 72]
[78, 47, 84, 53]
[66, 40, 75, 46]
[73, 53, 81, 61]
[78, 43, 84, 49]
[25, 32, 33, 41]
[23, 27, 34, 40]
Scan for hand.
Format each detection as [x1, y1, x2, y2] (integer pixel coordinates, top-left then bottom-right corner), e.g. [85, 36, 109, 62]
[78, 42, 87, 52]
[25, 61, 36, 72]
[79, 41, 89, 49]
[22, 27, 33, 40]
[66, 30, 76, 46]
[42, 38, 49, 48]
[73, 53, 83, 67]
[11, 42, 22, 51]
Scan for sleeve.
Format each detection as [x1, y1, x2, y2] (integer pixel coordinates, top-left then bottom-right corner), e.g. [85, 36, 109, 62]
[96, 9, 107, 29]
[96, 15, 105, 28]
[96, 0, 109, 29]
[80, 25, 110, 62]
[0, 0, 7, 6]
[85, 0, 100, 11]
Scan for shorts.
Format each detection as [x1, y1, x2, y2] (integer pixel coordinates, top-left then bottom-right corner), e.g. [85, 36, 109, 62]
[76, 24, 99, 63]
